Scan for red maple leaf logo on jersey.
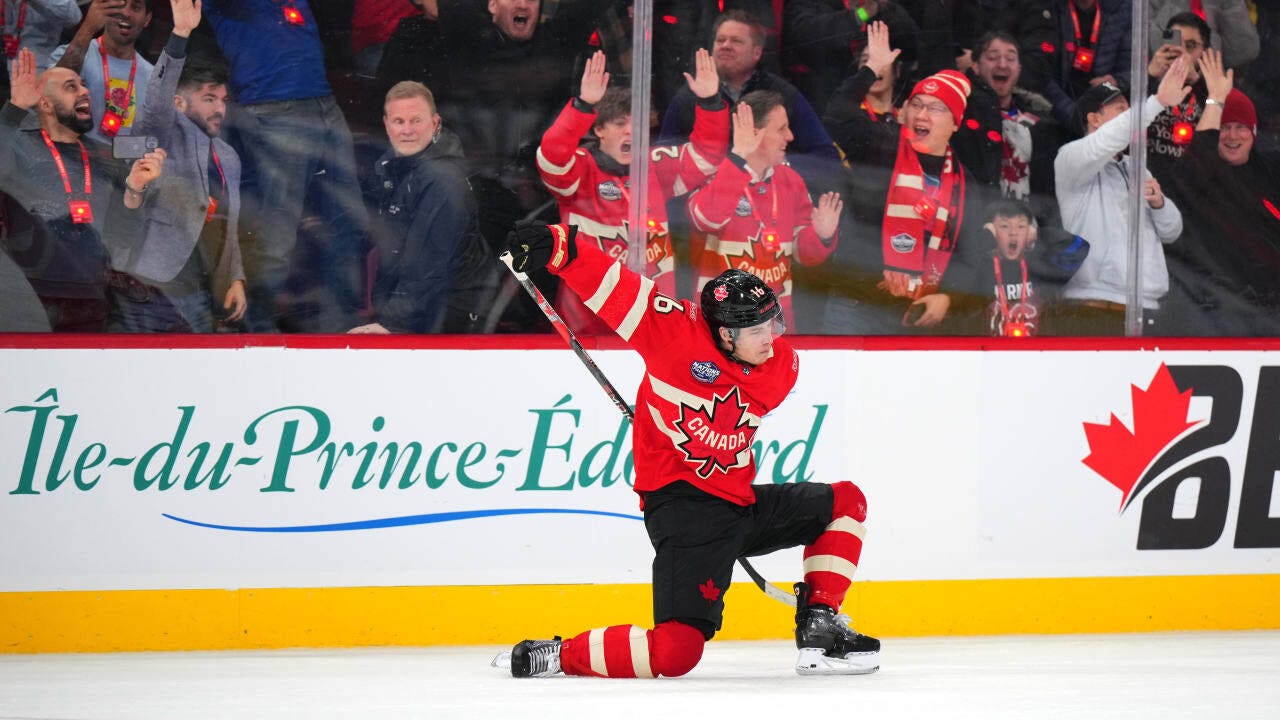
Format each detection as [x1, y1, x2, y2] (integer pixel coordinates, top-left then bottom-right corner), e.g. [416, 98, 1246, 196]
[673, 387, 755, 478]
[699, 578, 721, 602]
[1081, 364, 1200, 511]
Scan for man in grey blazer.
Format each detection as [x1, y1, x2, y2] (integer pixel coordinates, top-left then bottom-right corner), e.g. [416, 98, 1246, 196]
[107, 0, 245, 332]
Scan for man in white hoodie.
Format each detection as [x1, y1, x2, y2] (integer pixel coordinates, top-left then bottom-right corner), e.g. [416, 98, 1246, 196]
[1053, 56, 1189, 336]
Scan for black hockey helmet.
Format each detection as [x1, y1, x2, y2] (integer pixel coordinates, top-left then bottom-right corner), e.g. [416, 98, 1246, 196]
[700, 269, 782, 332]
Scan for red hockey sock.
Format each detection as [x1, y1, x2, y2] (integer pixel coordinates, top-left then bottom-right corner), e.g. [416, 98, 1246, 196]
[559, 620, 705, 678]
[802, 481, 868, 611]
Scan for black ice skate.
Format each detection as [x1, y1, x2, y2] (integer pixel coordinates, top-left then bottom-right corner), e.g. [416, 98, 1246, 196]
[491, 637, 563, 678]
[793, 582, 880, 675]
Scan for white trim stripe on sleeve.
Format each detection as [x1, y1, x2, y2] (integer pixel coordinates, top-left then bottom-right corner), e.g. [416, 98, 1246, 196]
[584, 261, 624, 314]
[536, 147, 577, 176]
[616, 276, 653, 341]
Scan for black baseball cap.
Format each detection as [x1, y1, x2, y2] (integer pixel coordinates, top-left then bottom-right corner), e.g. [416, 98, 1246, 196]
[1074, 80, 1129, 132]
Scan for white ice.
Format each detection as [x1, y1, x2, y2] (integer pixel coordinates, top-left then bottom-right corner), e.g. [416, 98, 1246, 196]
[3, 631, 1278, 719]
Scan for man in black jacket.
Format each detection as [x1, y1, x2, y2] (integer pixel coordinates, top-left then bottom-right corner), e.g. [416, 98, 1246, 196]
[352, 81, 495, 334]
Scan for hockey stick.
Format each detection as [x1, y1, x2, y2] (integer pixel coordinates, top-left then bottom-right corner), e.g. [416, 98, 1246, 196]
[499, 251, 797, 608]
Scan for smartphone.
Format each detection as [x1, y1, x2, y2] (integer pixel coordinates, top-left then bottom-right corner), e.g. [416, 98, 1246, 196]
[1162, 27, 1183, 48]
[112, 135, 159, 160]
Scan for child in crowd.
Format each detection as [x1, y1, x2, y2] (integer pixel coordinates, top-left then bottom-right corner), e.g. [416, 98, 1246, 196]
[971, 199, 1089, 337]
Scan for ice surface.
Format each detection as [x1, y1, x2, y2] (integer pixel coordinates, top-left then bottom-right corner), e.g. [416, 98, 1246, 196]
[2, 631, 1277, 719]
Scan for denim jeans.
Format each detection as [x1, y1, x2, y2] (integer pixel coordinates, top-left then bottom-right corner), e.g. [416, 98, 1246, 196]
[107, 284, 214, 333]
[822, 292, 910, 335]
[229, 95, 368, 332]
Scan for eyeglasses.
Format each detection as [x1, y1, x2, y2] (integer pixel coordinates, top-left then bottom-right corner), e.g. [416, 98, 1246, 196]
[1183, 40, 1203, 51]
[907, 98, 950, 117]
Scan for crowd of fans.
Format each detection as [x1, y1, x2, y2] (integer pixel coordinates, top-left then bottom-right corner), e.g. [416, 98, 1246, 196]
[0, 0, 1277, 337]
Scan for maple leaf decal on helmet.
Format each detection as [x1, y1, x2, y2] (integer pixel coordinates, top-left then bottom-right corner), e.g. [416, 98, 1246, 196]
[673, 386, 756, 478]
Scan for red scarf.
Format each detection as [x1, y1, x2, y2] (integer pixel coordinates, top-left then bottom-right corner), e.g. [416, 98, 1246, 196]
[880, 128, 965, 297]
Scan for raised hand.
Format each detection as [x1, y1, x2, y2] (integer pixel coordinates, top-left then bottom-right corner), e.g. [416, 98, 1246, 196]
[128, 147, 168, 189]
[1156, 54, 1192, 109]
[84, 0, 127, 37]
[170, 0, 203, 38]
[684, 47, 720, 100]
[811, 191, 843, 241]
[863, 21, 901, 79]
[730, 102, 763, 158]
[1197, 47, 1233, 103]
[1147, 43, 1182, 79]
[8, 48, 41, 109]
[578, 50, 609, 106]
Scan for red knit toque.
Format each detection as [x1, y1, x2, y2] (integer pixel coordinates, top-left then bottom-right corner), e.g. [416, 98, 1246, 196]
[1221, 88, 1257, 136]
[909, 69, 972, 125]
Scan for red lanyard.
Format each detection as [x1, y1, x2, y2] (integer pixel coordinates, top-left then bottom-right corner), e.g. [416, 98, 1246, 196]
[210, 147, 227, 190]
[860, 100, 880, 122]
[40, 129, 91, 197]
[2, 1, 28, 33]
[746, 175, 781, 247]
[992, 255, 1029, 319]
[1171, 92, 1198, 118]
[1069, 2, 1101, 49]
[98, 41, 138, 115]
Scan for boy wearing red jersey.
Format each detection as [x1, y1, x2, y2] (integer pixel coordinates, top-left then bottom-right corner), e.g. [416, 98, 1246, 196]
[493, 222, 879, 678]
[537, 49, 729, 334]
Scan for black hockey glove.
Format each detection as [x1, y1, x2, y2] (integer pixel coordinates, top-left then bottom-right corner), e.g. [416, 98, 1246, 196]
[506, 222, 578, 274]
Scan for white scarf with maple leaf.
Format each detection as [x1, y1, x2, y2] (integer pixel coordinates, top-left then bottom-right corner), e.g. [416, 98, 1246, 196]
[1000, 114, 1033, 200]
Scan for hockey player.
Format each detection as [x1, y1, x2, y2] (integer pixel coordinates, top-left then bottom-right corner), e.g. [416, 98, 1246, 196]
[537, 48, 729, 334]
[686, 89, 842, 330]
[493, 222, 879, 678]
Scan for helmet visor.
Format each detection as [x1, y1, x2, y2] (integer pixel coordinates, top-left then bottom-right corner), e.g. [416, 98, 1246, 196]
[737, 315, 786, 341]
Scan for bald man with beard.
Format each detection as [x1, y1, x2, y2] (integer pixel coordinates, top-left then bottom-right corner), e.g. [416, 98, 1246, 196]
[0, 48, 165, 331]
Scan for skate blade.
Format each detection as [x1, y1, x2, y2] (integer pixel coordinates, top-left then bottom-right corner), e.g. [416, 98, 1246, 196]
[795, 647, 880, 676]
[490, 650, 512, 669]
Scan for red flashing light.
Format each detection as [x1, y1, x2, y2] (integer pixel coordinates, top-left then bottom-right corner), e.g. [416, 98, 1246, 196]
[965, 118, 980, 130]
[647, 218, 658, 228]
[589, 30, 600, 47]
[1040, 42, 1055, 54]
[284, 7, 304, 26]
[1172, 121, 1194, 145]
[987, 130, 1003, 143]
[661, 14, 678, 25]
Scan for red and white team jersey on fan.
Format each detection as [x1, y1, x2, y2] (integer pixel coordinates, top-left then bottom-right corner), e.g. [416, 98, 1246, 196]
[537, 100, 728, 332]
[687, 158, 836, 328]
[554, 240, 798, 507]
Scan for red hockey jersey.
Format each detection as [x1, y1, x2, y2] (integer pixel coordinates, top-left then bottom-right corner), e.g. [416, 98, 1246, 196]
[537, 99, 728, 333]
[687, 157, 836, 328]
[553, 238, 799, 507]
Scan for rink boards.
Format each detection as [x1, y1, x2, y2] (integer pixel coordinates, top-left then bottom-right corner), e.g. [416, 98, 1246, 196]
[1, 336, 1278, 652]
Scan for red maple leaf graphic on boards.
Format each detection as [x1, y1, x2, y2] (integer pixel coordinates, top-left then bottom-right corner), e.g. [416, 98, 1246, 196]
[673, 387, 755, 478]
[1081, 364, 1199, 510]
[699, 578, 721, 602]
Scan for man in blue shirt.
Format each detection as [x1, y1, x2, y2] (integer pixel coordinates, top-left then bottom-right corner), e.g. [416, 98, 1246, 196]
[204, 0, 368, 332]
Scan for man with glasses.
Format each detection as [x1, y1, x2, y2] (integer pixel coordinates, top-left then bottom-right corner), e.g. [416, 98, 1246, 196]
[1146, 12, 1214, 187]
[1148, 0, 1259, 71]
[823, 68, 991, 335]
[494, 221, 879, 678]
